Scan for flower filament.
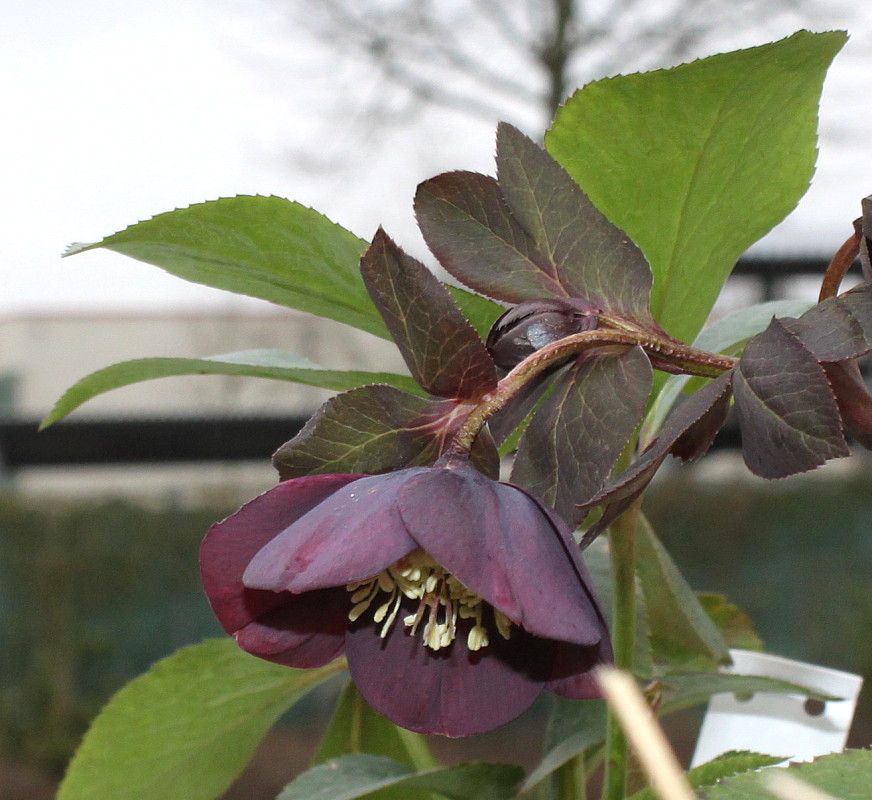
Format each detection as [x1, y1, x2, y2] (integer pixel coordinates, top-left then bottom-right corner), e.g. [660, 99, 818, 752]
[347, 549, 512, 652]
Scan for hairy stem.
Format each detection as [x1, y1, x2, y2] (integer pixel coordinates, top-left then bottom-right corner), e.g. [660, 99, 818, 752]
[447, 328, 736, 457]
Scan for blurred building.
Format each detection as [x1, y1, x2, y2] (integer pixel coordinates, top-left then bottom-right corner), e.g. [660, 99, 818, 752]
[0, 309, 408, 501]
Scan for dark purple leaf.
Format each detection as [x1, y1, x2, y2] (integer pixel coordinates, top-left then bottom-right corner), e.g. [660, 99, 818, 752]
[272, 385, 496, 480]
[786, 285, 872, 361]
[862, 196, 872, 283]
[415, 170, 562, 302]
[487, 373, 553, 446]
[823, 360, 872, 448]
[860, 236, 872, 286]
[468, 425, 501, 479]
[579, 372, 733, 545]
[360, 229, 497, 400]
[670, 381, 733, 462]
[415, 127, 656, 329]
[511, 346, 651, 524]
[733, 318, 849, 478]
[495, 123, 655, 323]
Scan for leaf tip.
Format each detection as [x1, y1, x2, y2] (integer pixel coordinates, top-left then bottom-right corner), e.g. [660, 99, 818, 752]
[62, 241, 94, 258]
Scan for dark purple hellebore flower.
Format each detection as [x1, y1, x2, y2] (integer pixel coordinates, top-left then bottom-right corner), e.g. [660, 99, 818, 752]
[200, 464, 611, 737]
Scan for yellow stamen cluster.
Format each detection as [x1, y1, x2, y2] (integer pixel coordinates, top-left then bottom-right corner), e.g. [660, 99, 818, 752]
[346, 548, 512, 652]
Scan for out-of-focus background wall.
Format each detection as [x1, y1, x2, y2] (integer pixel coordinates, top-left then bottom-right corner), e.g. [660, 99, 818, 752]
[2, 1, 871, 798]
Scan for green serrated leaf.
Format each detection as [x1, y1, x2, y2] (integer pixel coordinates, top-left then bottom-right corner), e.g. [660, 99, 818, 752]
[627, 750, 785, 800]
[360, 229, 497, 400]
[41, 350, 422, 428]
[659, 671, 838, 715]
[706, 749, 872, 799]
[635, 515, 730, 671]
[66, 196, 389, 338]
[698, 594, 764, 652]
[277, 754, 524, 800]
[57, 640, 343, 800]
[547, 31, 846, 344]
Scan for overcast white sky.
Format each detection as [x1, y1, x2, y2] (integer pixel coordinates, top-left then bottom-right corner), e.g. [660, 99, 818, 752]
[3, 0, 872, 315]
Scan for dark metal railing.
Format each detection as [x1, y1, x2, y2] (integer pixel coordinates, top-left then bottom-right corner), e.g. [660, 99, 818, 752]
[0, 416, 308, 470]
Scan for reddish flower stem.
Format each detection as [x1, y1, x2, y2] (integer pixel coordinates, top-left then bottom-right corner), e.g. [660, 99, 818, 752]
[446, 328, 736, 458]
[819, 230, 861, 301]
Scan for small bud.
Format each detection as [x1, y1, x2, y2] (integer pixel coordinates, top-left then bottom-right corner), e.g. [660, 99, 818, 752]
[486, 298, 600, 370]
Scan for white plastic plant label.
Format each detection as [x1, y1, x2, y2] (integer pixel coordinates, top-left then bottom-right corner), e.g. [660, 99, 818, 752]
[691, 649, 863, 767]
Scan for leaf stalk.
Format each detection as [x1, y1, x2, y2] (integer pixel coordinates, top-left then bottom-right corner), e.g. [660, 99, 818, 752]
[445, 328, 736, 458]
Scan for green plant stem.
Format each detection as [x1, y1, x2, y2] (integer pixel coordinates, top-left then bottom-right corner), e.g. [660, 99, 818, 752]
[554, 752, 588, 800]
[601, 499, 643, 800]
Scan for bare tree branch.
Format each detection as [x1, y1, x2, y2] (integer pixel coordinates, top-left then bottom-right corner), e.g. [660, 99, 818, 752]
[263, 0, 839, 162]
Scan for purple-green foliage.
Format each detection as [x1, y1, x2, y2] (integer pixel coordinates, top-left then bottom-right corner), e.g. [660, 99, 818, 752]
[48, 29, 872, 800]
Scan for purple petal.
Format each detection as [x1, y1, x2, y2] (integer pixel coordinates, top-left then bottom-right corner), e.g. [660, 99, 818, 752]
[235, 587, 348, 669]
[345, 606, 548, 736]
[547, 671, 603, 700]
[398, 467, 605, 646]
[244, 470, 426, 593]
[200, 473, 361, 633]
[546, 637, 613, 699]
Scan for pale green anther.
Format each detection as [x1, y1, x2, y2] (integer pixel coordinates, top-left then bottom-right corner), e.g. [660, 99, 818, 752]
[377, 572, 394, 592]
[345, 548, 513, 651]
[379, 595, 402, 639]
[350, 585, 375, 603]
[373, 599, 393, 623]
[349, 601, 371, 622]
[495, 610, 512, 640]
[467, 626, 488, 651]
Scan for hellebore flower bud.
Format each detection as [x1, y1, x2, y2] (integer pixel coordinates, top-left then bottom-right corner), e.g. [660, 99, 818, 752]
[486, 297, 601, 370]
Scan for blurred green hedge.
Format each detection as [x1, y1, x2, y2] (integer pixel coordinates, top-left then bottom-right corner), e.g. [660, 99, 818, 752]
[0, 495, 230, 775]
